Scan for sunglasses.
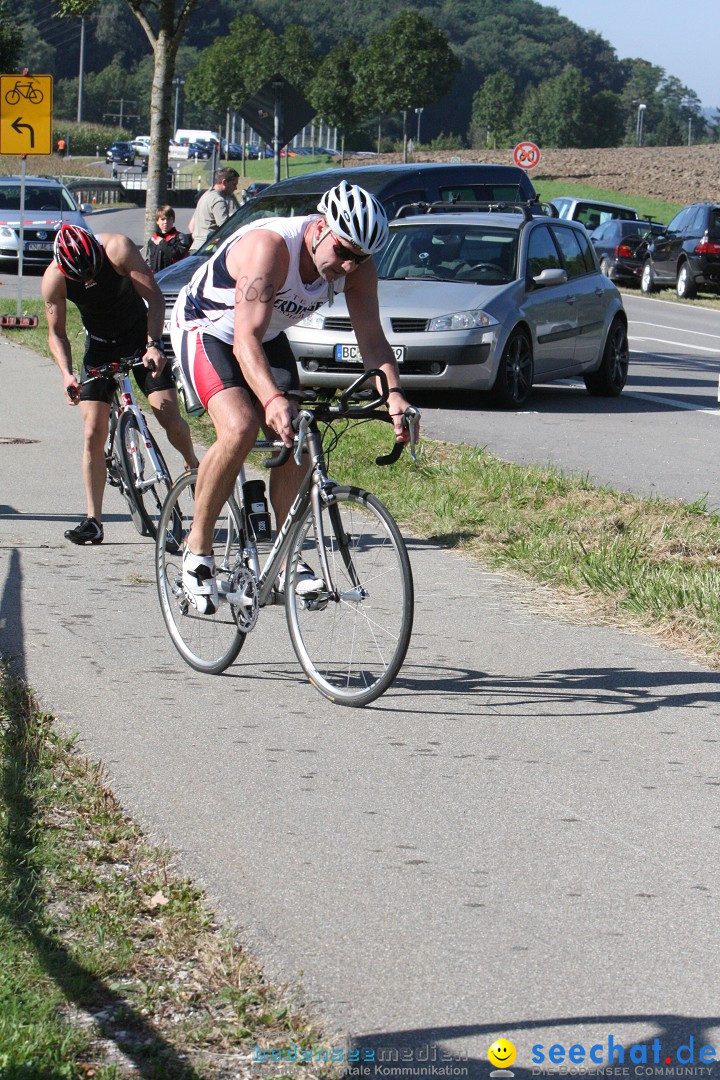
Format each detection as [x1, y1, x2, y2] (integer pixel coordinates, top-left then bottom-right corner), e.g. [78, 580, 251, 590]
[329, 232, 371, 264]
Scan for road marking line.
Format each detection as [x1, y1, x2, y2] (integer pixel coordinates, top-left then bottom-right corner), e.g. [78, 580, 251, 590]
[629, 334, 720, 355]
[630, 321, 720, 338]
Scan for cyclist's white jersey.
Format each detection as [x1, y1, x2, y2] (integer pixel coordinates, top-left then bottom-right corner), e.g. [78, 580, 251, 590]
[174, 214, 345, 344]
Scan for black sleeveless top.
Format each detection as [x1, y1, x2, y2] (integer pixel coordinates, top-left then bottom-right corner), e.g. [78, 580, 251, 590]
[65, 257, 146, 342]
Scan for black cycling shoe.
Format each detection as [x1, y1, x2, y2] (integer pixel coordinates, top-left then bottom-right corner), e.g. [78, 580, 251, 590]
[64, 517, 104, 545]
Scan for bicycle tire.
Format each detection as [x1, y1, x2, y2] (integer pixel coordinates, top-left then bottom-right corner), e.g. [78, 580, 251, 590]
[118, 412, 172, 540]
[285, 486, 413, 707]
[155, 469, 247, 674]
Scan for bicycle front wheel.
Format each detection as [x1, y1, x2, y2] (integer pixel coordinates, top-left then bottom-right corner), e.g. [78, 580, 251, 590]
[118, 412, 172, 540]
[285, 486, 413, 707]
[155, 470, 247, 674]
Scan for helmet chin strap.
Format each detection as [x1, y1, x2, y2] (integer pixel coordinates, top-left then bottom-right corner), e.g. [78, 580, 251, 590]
[311, 222, 335, 306]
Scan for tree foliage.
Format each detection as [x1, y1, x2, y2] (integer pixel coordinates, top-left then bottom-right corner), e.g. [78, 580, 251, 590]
[470, 71, 516, 149]
[310, 37, 363, 161]
[358, 10, 459, 137]
[54, 0, 199, 239]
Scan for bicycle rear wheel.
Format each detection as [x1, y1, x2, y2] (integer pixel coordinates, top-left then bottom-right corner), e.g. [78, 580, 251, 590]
[285, 486, 413, 707]
[118, 412, 172, 540]
[155, 470, 247, 674]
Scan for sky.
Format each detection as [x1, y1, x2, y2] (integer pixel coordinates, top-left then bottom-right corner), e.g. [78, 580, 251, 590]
[538, 0, 718, 109]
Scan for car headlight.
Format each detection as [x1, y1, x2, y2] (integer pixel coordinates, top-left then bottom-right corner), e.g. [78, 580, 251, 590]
[427, 309, 497, 332]
[296, 311, 325, 330]
[0, 226, 16, 240]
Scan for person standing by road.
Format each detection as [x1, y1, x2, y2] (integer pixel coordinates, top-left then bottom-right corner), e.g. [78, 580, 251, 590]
[188, 168, 240, 252]
[145, 205, 191, 273]
[42, 224, 199, 545]
[170, 180, 419, 613]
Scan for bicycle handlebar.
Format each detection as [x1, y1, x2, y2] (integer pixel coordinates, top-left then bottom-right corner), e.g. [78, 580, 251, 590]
[66, 351, 156, 401]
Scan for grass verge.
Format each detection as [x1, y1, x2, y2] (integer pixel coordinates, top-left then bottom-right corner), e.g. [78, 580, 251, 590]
[323, 422, 720, 670]
[0, 661, 342, 1079]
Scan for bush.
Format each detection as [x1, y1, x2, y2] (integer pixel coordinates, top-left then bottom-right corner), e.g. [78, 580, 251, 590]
[429, 132, 466, 150]
[52, 121, 133, 156]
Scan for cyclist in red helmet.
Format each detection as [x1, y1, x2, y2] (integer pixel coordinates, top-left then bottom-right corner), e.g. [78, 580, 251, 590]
[42, 224, 198, 545]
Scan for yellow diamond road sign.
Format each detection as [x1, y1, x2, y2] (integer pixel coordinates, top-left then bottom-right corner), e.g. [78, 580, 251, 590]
[0, 74, 53, 155]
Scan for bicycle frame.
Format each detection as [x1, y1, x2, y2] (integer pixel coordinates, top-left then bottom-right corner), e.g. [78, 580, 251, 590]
[229, 420, 330, 608]
[109, 372, 167, 493]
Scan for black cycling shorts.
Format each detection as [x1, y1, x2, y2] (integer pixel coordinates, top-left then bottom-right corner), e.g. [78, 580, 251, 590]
[177, 329, 299, 410]
[78, 326, 175, 405]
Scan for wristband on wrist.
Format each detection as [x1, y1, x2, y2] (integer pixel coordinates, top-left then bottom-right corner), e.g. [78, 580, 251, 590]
[388, 387, 404, 395]
[146, 338, 165, 351]
[263, 390, 285, 411]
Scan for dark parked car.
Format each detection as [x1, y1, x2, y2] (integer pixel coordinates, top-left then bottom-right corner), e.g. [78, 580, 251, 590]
[589, 219, 666, 284]
[187, 141, 212, 159]
[640, 202, 720, 299]
[106, 140, 135, 166]
[240, 181, 271, 205]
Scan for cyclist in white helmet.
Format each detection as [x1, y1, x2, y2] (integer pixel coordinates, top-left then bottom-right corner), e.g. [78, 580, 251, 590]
[171, 179, 419, 614]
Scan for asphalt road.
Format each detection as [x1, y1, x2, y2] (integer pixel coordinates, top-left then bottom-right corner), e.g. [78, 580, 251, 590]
[416, 293, 720, 510]
[1, 330, 719, 1077]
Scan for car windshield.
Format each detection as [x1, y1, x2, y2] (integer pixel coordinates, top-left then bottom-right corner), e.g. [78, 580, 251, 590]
[376, 224, 518, 284]
[198, 192, 323, 257]
[0, 184, 77, 212]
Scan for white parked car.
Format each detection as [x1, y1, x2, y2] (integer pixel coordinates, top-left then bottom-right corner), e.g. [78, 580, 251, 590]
[0, 176, 92, 267]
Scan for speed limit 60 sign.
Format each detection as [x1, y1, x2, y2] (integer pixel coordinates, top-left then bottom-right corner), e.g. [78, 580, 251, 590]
[513, 141, 540, 170]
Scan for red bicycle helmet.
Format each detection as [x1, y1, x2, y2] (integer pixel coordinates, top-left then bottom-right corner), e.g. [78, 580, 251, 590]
[54, 224, 104, 282]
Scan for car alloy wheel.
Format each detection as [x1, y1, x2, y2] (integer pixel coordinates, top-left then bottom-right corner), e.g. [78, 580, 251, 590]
[491, 329, 533, 407]
[584, 317, 628, 397]
[640, 260, 656, 294]
[676, 262, 697, 300]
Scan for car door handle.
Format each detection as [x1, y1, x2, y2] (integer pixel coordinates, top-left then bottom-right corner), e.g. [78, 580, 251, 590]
[563, 295, 576, 305]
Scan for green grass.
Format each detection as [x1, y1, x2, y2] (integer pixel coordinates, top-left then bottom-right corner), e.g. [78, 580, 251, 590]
[0, 662, 342, 1079]
[533, 178, 682, 226]
[324, 422, 720, 668]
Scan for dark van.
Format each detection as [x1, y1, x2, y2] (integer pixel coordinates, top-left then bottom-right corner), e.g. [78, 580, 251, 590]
[156, 162, 541, 310]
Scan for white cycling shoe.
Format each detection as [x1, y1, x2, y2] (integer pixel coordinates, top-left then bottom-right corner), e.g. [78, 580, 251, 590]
[276, 560, 324, 597]
[182, 548, 218, 615]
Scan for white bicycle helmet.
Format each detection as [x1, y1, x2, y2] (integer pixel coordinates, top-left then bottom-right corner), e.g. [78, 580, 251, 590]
[318, 180, 389, 255]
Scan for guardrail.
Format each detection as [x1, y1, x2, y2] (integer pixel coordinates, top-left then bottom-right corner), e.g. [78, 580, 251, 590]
[64, 168, 202, 211]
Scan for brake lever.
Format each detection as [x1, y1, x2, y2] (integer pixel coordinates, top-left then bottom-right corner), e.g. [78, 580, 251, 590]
[294, 412, 312, 466]
[405, 406, 421, 462]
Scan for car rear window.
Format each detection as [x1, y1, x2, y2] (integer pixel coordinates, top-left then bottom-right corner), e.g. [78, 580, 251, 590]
[708, 208, 720, 238]
[438, 184, 530, 203]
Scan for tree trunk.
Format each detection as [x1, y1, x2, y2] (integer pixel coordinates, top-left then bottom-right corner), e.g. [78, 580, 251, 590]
[146, 27, 175, 242]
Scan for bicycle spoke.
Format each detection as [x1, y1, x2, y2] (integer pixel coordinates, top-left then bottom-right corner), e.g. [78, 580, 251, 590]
[285, 488, 413, 707]
[156, 471, 246, 674]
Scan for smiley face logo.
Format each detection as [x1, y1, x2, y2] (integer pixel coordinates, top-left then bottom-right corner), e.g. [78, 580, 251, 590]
[488, 1039, 517, 1069]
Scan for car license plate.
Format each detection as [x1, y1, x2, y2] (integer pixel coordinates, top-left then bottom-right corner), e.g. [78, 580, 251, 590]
[26, 242, 54, 251]
[334, 343, 404, 363]
[163, 319, 171, 335]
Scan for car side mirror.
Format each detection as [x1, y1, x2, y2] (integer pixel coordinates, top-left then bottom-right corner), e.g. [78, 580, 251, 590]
[532, 267, 568, 287]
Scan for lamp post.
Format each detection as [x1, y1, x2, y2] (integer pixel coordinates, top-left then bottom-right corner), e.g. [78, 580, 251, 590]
[415, 106, 424, 145]
[636, 102, 646, 146]
[172, 77, 185, 135]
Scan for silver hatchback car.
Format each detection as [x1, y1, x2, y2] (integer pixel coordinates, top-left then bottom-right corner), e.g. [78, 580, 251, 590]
[0, 176, 91, 267]
[287, 207, 629, 406]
